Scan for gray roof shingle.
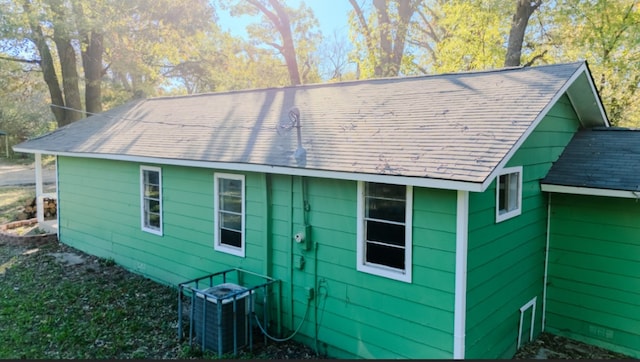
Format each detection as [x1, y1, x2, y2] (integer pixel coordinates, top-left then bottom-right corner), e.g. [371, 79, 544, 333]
[15, 61, 604, 187]
[542, 128, 640, 192]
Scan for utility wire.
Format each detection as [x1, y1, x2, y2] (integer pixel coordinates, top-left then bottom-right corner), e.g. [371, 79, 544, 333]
[253, 298, 311, 342]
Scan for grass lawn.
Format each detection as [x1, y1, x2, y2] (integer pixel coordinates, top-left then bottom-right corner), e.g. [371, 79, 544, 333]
[0, 185, 318, 359]
[0, 186, 35, 224]
[0, 242, 184, 359]
[0, 241, 319, 359]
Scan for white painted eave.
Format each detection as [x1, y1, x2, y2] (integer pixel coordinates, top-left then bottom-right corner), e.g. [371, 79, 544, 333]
[13, 148, 485, 192]
[541, 183, 640, 199]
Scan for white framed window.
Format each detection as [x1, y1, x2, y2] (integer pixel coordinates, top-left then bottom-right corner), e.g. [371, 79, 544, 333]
[496, 166, 523, 223]
[140, 166, 163, 235]
[356, 181, 412, 283]
[214, 173, 245, 257]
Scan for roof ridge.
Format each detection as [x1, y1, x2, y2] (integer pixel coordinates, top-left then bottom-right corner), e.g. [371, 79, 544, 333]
[147, 61, 587, 102]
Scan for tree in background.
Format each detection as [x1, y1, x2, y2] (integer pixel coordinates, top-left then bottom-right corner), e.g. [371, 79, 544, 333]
[0, 57, 54, 152]
[318, 29, 357, 82]
[504, 0, 542, 66]
[549, 0, 639, 125]
[222, 0, 321, 86]
[348, 0, 421, 78]
[0, 0, 215, 126]
[0, 0, 638, 129]
[429, 0, 510, 72]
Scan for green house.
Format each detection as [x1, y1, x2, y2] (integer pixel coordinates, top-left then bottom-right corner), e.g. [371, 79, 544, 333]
[14, 61, 639, 359]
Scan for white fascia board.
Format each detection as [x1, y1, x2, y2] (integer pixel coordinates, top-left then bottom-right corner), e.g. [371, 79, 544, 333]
[13, 149, 485, 192]
[541, 183, 640, 199]
[479, 63, 607, 193]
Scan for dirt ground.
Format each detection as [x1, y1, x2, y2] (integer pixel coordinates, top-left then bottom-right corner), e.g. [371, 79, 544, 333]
[0, 158, 56, 186]
[513, 332, 635, 359]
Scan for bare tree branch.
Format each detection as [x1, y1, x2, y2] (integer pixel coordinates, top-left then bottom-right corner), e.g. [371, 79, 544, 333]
[0, 55, 40, 65]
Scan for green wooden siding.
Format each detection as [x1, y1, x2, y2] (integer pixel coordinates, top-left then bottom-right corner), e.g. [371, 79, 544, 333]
[57, 157, 458, 359]
[57, 157, 266, 285]
[546, 193, 640, 358]
[269, 176, 458, 359]
[465, 95, 580, 358]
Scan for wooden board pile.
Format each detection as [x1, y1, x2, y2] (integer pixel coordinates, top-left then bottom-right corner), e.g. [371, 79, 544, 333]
[18, 197, 57, 220]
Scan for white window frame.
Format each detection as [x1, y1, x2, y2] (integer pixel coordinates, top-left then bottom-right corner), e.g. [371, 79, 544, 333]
[214, 173, 245, 257]
[495, 166, 523, 223]
[356, 181, 413, 283]
[140, 165, 163, 235]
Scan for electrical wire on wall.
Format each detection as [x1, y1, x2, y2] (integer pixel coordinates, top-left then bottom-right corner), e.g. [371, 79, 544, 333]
[253, 298, 312, 342]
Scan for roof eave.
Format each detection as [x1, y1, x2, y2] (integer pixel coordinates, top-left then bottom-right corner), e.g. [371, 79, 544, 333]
[565, 62, 610, 128]
[541, 183, 640, 199]
[13, 148, 485, 192]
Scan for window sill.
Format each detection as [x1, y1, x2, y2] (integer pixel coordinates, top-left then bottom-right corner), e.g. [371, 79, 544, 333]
[357, 263, 411, 283]
[214, 244, 245, 258]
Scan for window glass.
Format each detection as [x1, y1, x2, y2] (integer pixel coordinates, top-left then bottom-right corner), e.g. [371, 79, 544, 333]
[359, 182, 411, 280]
[496, 167, 522, 222]
[214, 174, 245, 256]
[141, 167, 162, 235]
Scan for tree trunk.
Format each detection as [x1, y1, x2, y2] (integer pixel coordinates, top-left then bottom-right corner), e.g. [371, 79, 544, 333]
[353, 0, 418, 78]
[389, 0, 416, 77]
[21, 0, 65, 124]
[73, 1, 104, 114]
[249, 0, 301, 86]
[373, 0, 390, 77]
[49, 0, 83, 126]
[271, 0, 300, 86]
[53, 37, 83, 126]
[504, 0, 542, 67]
[82, 31, 104, 114]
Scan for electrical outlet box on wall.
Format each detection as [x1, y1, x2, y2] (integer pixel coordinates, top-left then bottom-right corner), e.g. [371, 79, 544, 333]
[294, 225, 312, 251]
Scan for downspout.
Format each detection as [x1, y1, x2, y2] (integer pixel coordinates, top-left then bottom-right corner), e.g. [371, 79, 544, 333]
[289, 176, 295, 331]
[542, 192, 551, 331]
[262, 173, 280, 336]
[298, 175, 319, 353]
[300, 176, 320, 355]
[454, 190, 469, 359]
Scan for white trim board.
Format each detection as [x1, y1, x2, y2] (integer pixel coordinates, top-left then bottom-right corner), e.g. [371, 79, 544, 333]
[14, 149, 486, 192]
[541, 184, 640, 199]
[480, 63, 608, 192]
[518, 297, 537, 349]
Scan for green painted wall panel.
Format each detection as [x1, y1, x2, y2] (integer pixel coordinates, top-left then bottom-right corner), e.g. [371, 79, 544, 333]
[547, 193, 640, 358]
[464, 95, 581, 359]
[56, 150, 458, 358]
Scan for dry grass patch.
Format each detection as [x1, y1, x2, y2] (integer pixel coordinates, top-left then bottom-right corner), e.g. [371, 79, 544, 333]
[0, 186, 35, 224]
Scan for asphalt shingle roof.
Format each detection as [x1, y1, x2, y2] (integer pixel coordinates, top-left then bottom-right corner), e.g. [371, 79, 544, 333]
[542, 128, 640, 191]
[15, 62, 600, 185]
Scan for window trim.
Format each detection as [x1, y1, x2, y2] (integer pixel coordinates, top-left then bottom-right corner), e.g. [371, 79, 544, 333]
[356, 181, 413, 283]
[140, 165, 163, 236]
[214, 172, 246, 257]
[495, 166, 523, 223]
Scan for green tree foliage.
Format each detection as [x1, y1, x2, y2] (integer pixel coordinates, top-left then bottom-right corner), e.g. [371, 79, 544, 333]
[549, 0, 640, 126]
[0, 57, 54, 151]
[431, 0, 511, 72]
[0, 0, 638, 129]
[0, 0, 217, 126]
